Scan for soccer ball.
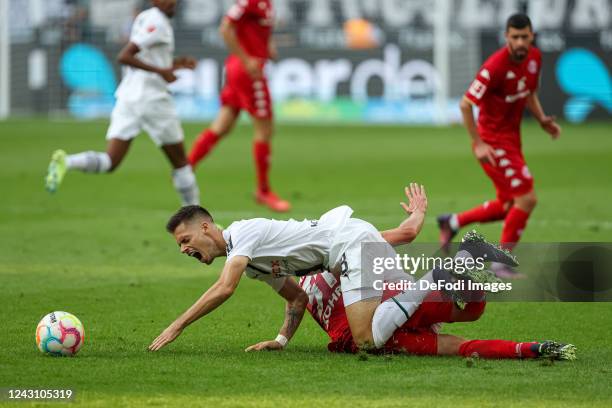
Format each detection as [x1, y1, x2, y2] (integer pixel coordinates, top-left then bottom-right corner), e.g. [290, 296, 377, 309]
[36, 311, 84, 356]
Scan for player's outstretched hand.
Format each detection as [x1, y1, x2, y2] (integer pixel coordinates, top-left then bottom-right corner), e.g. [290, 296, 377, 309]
[473, 140, 497, 166]
[400, 183, 427, 215]
[245, 340, 283, 352]
[540, 115, 561, 139]
[148, 323, 183, 352]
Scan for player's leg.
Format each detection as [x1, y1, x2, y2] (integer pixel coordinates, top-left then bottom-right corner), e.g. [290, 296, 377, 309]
[161, 142, 200, 206]
[438, 199, 509, 248]
[371, 230, 518, 349]
[500, 188, 537, 250]
[251, 116, 291, 212]
[143, 96, 200, 206]
[437, 153, 511, 249]
[45, 100, 140, 192]
[434, 334, 541, 359]
[189, 105, 240, 167]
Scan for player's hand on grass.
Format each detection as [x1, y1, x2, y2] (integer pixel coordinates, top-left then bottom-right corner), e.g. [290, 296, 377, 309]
[401, 183, 427, 215]
[473, 140, 497, 166]
[244, 340, 284, 352]
[174, 56, 197, 70]
[158, 68, 177, 83]
[540, 115, 561, 139]
[244, 57, 263, 79]
[148, 323, 183, 351]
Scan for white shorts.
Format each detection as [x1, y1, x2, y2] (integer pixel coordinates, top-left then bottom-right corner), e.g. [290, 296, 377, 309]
[106, 96, 184, 146]
[330, 218, 407, 307]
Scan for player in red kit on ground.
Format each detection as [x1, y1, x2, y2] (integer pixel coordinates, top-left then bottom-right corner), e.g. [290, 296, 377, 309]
[298, 186, 574, 360]
[188, 0, 290, 212]
[437, 13, 561, 277]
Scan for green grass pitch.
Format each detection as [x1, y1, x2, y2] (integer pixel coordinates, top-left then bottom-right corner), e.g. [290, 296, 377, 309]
[1, 119, 611, 407]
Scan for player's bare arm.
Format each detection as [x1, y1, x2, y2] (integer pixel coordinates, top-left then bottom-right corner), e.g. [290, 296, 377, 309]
[460, 96, 496, 166]
[220, 17, 262, 79]
[268, 36, 279, 61]
[245, 278, 308, 352]
[148, 256, 248, 351]
[526, 92, 561, 139]
[381, 183, 428, 246]
[117, 42, 177, 83]
[173, 56, 197, 70]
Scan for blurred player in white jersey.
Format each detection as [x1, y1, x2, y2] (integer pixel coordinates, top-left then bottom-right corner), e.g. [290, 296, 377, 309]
[45, 0, 200, 206]
[148, 183, 518, 353]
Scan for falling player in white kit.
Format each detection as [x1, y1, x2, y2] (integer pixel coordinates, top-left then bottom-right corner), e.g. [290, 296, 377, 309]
[149, 183, 518, 353]
[45, 0, 200, 206]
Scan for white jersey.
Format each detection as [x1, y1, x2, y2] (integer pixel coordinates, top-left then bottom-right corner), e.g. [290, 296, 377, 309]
[222, 206, 354, 290]
[115, 7, 174, 102]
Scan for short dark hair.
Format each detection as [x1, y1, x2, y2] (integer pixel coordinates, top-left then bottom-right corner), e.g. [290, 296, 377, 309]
[506, 13, 532, 32]
[166, 205, 214, 233]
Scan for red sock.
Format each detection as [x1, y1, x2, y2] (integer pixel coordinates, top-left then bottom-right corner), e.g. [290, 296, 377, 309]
[500, 206, 530, 250]
[459, 340, 539, 359]
[385, 330, 438, 356]
[253, 141, 270, 193]
[189, 129, 220, 167]
[457, 199, 507, 227]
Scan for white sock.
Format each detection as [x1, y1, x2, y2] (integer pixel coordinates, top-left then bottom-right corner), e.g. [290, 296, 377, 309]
[449, 214, 460, 231]
[66, 151, 111, 173]
[172, 165, 200, 206]
[371, 271, 435, 348]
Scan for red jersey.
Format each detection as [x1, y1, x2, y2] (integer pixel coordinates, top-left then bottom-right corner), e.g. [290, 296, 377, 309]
[299, 272, 402, 352]
[226, 0, 273, 60]
[299, 273, 349, 345]
[465, 46, 542, 147]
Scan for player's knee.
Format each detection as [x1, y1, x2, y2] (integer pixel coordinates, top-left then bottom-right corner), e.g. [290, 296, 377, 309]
[463, 301, 486, 321]
[351, 329, 375, 349]
[517, 193, 537, 212]
[520, 194, 538, 212]
[254, 129, 273, 142]
[437, 335, 466, 356]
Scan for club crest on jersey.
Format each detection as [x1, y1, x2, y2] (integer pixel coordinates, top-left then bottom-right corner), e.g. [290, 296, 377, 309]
[528, 60, 538, 74]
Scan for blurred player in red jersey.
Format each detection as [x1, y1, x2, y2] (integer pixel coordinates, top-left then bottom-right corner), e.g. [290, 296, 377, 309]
[188, 0, 290, 212]
[438, 13, 561, 278]
[246, 185, 575, 360]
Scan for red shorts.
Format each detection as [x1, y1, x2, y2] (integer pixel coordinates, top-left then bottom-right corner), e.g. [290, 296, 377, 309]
[220, 56, 273, 120]
[479, 142, 534, 202]
[327, 291, 486, 354]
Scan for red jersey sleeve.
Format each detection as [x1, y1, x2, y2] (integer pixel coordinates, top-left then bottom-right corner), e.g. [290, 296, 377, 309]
[465, 63, 498, 106]
[226, 0, 259, 23]
[533, 48, 542, 91]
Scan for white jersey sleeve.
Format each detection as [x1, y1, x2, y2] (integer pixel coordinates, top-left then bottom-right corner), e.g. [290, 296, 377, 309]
[130, 10, 170, 50]
[224, 219, 270, 261]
